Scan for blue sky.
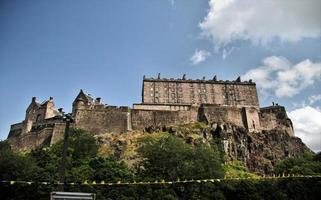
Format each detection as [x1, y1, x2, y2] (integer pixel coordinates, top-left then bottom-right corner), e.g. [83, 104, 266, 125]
[0, 0, 320, 151]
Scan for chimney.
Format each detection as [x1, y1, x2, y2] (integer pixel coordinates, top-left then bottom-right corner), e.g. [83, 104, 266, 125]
[96, 97, 101, 103]
[157, 73, 161, 79]
[32, 97, 36, 102]
[49, 96, 53, 100]
[58, 108, 63, 113]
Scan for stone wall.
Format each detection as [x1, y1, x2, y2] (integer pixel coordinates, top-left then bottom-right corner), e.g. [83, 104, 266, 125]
[7, 117, 66, 150]
[8, 122, 23, 138]
[131, 106, 198, 131]
[73, 107, 130, 135]
[8, 128, 53, 150]
[7, 78, 297, 151]
[198, 104, 244, 127]
[142, 77, 259, 108]
[50, 123, 66, 145]
[260, 106, 294, 136]
[242, 107, 260, 132]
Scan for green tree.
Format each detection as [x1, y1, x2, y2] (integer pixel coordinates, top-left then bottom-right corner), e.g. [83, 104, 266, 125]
[0, 141, 35, 181]
[137, 133, 224, 181]
[274, 152, 321, 175]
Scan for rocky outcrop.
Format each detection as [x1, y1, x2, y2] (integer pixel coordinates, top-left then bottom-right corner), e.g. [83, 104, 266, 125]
[93, 122, 311, 174]
[209, 123, 310, 174]
[7, 120, 311, 174]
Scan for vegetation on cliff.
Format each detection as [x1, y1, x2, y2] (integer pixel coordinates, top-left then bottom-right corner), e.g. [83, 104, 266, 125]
[0, 127, 320, 199]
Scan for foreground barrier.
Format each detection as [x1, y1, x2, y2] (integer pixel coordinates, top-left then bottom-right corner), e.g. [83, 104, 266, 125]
[1, 175, 320, 186]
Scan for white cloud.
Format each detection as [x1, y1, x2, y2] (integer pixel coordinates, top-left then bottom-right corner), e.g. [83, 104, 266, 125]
[200, 0, 321, 47]
[190, 49, 211, 65]
[242, 56, 321, 98]
[288, 106, 321, 152]
[309, 94, 321, 105]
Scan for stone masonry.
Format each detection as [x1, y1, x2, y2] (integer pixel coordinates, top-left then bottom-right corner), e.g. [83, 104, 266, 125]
[7, 75, 294, 149]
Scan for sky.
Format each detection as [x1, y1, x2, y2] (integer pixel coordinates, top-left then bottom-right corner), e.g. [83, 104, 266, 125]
[0, 0, 320, 151]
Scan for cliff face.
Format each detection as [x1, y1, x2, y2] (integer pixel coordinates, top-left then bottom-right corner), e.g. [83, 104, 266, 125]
[95, 122, 311, 175]
[7, 120, 310, 174]
[208, 123, 310, 174]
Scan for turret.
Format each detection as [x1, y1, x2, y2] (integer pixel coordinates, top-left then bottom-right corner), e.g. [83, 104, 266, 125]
[72, 89, 94, 112]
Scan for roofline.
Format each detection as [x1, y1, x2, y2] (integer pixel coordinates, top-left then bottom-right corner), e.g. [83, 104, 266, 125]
[143, 78, 256, 85]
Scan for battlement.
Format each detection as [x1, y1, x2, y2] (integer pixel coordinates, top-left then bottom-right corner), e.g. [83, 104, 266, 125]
[72, 90, 130, 112]
[143, 74, 255, 85]
[260, 105, 285, 113]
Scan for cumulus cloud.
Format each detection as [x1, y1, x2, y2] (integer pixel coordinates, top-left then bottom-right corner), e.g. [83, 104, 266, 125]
[199, 0, 321, 47]
[190, 49, 211, 65]
[288, 106, 321, 152]
[242, 56, 321, 98]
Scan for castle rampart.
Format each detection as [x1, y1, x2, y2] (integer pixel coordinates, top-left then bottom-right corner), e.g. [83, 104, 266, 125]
[259, 105, 294, 136]
[7, 75, 294, 149]
[72, 90, 131, 135]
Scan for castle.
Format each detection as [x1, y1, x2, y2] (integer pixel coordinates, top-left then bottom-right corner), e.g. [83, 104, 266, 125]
[7, 75, 294, 149]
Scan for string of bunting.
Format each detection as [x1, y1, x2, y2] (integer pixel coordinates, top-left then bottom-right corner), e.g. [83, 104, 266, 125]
[1, 174, 320, 186]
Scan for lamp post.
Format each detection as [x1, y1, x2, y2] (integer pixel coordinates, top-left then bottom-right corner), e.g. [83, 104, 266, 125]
[58, 112, 74, 191]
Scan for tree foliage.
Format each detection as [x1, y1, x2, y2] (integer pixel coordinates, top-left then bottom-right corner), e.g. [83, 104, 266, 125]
[137, 133, 224, 180]
[274, 152, 321, 176]
[0, 129, 321, 199]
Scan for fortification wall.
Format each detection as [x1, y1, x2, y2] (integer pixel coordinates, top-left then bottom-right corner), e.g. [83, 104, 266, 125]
[50, 123, 66, 145]
[260, 106, 294, 136]
[131, 106, 198, 131]
[73, 107, 130, 135]
[8, 122, 23, 138]
[8, 128, 53, 150]
[199, 105, 244, 127]
[242, 107, 261, 132]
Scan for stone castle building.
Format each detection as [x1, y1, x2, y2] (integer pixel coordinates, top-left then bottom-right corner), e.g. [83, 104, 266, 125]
[7, 75, 294, 149]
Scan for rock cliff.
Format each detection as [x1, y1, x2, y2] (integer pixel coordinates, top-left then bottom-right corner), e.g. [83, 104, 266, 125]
[95, 122, 311, 174]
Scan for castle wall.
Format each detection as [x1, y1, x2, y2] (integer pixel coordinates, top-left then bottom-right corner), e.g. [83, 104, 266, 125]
[260, 106, 294, 136]
[7, 77, 296, 151]
[8, 122, 23, 138]
[133, 103, 190, 111]
[131, 106, 198, 130]
[243, 107, 260, 132]
[50, 123, 66, 145]
[73, 107, 130, 135]
[199, 105, 244, 127]
[8, 128, 54, 150]
[142, 78, 259, 108]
